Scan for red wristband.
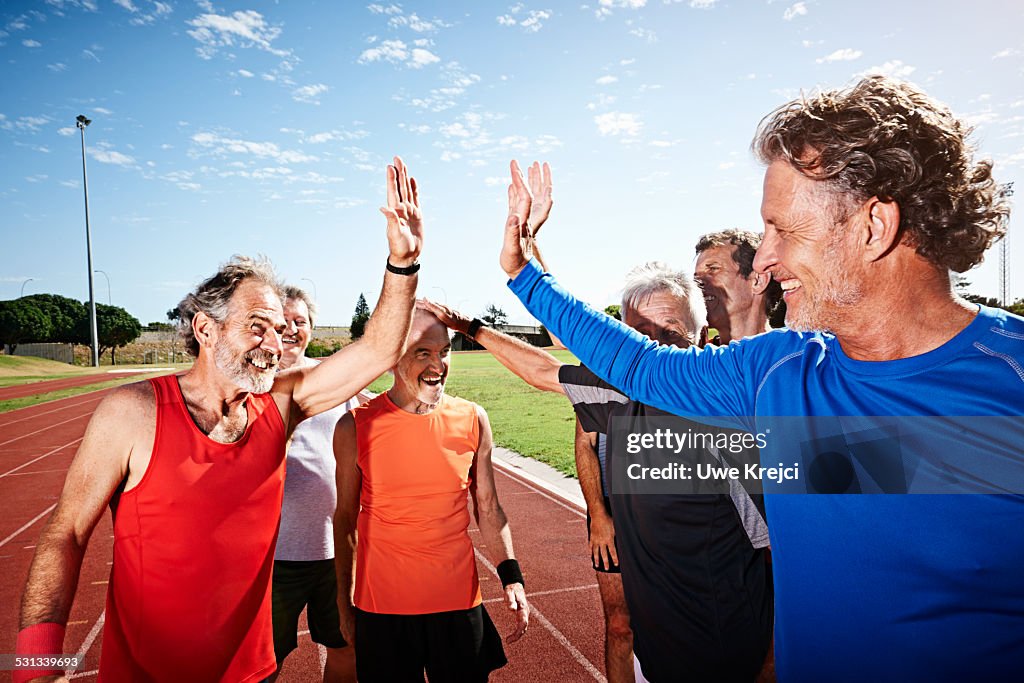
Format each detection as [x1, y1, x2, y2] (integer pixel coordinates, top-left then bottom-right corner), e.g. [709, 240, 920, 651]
[13, 622, 66, 683]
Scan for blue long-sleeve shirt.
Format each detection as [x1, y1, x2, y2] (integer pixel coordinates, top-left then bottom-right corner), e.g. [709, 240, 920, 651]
[510, 259, 1024, 682]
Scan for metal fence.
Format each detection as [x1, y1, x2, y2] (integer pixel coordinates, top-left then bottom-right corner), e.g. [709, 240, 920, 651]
[12, 343, 74, 364]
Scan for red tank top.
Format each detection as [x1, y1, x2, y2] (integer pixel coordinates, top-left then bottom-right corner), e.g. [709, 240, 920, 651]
[352, 393, 482, 614]
[99, 374, 286, 682]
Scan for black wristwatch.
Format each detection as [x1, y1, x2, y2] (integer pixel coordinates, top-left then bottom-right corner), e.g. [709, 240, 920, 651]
[466, 318, 487, 339]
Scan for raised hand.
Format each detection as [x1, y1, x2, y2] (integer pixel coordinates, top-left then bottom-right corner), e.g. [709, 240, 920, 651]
[527, 161, 553, 237]
[500, 159, 534, 279]
[381, 156, 423, 267]
[417, 298, 472, 336]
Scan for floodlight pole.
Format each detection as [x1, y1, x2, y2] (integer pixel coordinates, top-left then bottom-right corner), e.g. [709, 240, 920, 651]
[77, 115, 99, 367]
[95, 269, 111, 304]
[20, 278, 33, 297]
[301, 277, 318, 302]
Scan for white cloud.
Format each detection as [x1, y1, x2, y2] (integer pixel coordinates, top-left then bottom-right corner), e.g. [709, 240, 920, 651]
[47, 62, 67, 72]
[497, 8, 552, 32]
[22, 39, 41, 47]
[368, 4, 402, 15]
[114, 0, 172, 26]
[388, 13, 447, 32]
[594, 111, 642, 136]
[992, 48, 1020, 59]
[358, 39, 439, 68]
[586, 93, 618, 110]
[89, 145, 135, 166]
[113, 0, 137, 11]
[863, 59, 916, 78]
[94, 107, 113, 115]
[630, 27, 657, 42]
[620, 58, 636, 65]
[689, 0, 718, 8]
[484, 176, 504, 186]
[237, 69, 254, 78]
[292, 83, 329, 104]
[82, 48, 101, 62]
[596, 75, 618, 85]
[718, 161, 735, 170]
[57, 126, 76, 136]
[783, 2, 806, 20]
[817, 48, 863, 64]
[14, 116, 51, 132]
[191, 131, 317, 164]
[187, 10, 288, 60]
[410, 48, 440, 67]
[301, 129, 369, 143]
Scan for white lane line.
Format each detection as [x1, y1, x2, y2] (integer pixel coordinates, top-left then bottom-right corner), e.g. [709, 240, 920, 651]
[483, 584, 598, 604]
[475, 549, 606, 683]
[0, 411, 92, 447]
[0, 395, 102, 429]
[318, 643, 327, 672]
[66, 610, 105, 677]
[0, 504, 56, 548]
[0, 437, 83, 478]
[493, 463, 586, 519]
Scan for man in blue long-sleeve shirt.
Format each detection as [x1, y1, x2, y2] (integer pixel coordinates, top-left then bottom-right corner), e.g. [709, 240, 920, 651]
[499, 75, 1022, 682]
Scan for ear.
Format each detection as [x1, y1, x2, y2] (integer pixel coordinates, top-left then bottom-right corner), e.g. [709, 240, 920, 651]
[192, 311, 218, 350]
[749, 270, 770, 296]
[862, 197, 901, 262]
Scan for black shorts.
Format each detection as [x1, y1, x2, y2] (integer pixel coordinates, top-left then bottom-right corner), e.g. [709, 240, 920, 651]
[354, 605, 508, 683]
[586, 497, 621, 574]
[271, 559, 347, 661]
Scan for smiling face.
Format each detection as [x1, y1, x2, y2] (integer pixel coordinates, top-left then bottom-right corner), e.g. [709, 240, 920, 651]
[392, 310, 452, 409]
[280, 297, 312, 370]
[212, 279, 285, 394]
[623, 290, 697, 349]
[754, 160, 866, 333]
[694, 244, 757, 331]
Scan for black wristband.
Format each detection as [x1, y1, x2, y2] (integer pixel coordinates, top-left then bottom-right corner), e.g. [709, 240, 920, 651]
[496, 559, 524, 588]
[386, 259, 420, 276]
[466, 318, 487, 339]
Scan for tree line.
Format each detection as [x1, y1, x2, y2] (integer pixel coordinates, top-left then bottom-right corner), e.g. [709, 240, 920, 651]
[0, 293, 143, 363]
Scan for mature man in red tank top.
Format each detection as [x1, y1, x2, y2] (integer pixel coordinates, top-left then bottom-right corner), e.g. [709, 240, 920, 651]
[15, 158, 424, 683]
[333, 307, 530, 683]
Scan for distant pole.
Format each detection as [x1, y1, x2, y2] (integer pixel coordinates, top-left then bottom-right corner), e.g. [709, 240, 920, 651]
[301, 277, 318, 302]
[95, 269, 111, 304]
[77, 114, 99, 367]
[20, 278, 33, 297]
[999, 182, 1014, 307]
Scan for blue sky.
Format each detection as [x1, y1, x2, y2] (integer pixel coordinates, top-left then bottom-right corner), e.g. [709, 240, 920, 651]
[2, 0, 1022, 326]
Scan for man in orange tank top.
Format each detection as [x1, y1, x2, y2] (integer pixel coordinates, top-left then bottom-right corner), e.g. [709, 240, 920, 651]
[333, 308, 530, 683]
[15, 158, 424, 683]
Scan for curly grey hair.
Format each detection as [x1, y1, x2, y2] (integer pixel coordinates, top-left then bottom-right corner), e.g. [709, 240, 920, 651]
[177, 255, 283, 357]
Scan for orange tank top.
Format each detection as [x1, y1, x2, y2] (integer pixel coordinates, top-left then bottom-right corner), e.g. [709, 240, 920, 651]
[353, 392, 482, 614]
[99, 374, 286, 682]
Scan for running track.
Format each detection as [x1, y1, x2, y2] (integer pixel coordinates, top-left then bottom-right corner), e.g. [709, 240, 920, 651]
[0, 383, 606, 682]
[0, 371, 165, 402]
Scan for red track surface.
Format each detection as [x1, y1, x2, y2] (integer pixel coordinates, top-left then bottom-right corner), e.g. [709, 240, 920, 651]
[0, 372, 159, 402]
[0, 386, 607, 682]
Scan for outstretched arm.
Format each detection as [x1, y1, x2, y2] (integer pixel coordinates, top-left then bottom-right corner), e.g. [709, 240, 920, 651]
[286, 156, 422, 423]
[332, 412, 361, 645]
[418, 299, 564, 394]
[470, 406, 529, 643]
[500, 159, 757, 423]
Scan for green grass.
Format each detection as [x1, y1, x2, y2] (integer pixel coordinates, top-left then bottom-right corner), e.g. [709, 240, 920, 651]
[0, 369, 183, 414]
[367, 350, 581, 477]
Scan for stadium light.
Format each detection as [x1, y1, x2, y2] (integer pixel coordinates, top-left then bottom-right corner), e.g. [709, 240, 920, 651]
[77, 114, 99, 367]
[20, 278, 33, 297]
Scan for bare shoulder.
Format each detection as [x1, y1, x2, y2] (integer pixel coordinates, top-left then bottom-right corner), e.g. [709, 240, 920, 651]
[94, 379, 156, 427]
